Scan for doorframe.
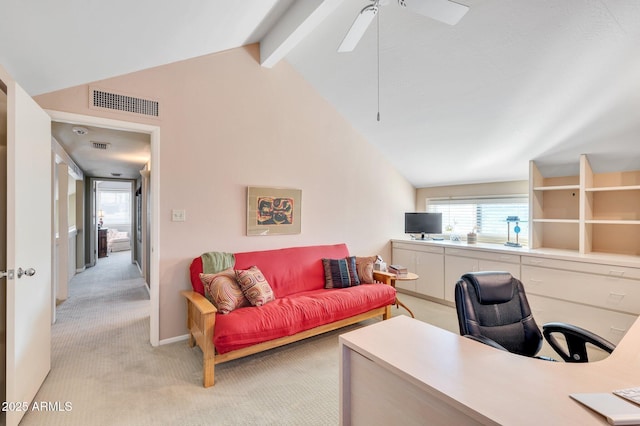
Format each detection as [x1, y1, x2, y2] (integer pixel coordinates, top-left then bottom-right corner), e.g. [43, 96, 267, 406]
[91, 178, 137, 267]
[45, 110, 160, 347]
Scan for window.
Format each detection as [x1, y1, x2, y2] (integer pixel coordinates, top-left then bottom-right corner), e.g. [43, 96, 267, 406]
[426, 196, 529, 245]
[98, 190, 131, 226]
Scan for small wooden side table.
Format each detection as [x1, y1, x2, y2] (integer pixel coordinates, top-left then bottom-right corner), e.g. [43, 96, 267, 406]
[374, 271, 418, 318]
[98, 228, 109, 258]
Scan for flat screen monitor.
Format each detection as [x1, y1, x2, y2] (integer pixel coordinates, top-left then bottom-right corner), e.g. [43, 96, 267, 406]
[404, 212, 442, 240]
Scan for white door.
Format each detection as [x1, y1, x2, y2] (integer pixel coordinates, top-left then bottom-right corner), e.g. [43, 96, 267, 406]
[1, 66, 52, 426]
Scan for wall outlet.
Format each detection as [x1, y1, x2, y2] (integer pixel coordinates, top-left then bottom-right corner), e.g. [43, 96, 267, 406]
[172, 209, 186, 222]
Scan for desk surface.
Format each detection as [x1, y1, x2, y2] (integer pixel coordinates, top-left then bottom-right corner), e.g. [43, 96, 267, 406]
[340, 316, 640, 425]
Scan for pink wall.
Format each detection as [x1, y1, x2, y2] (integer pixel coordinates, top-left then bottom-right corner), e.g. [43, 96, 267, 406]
[35, 44, 415, 341]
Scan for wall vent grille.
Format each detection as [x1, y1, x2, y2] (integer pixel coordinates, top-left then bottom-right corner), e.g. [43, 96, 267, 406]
[91, 141, 110, 150]
[90, 88, 159, 117]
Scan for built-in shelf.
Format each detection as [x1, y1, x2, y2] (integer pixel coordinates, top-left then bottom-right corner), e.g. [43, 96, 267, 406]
[586, 185, 640, 192]
[586, 220, 640, 225]
[533, 219, 580, 223]
[530, 155, 640, 257]
[533, 185, 580, 191]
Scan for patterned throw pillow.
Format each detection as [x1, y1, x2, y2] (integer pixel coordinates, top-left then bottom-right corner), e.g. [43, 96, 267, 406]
[199, 269, 250, 314]
[235, 266, 275, 306]
[356, 256, 377, 284]
[323, 256, 360, 289]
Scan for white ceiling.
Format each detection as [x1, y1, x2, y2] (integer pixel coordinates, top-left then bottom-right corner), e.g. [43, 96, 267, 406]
[2, 0, 639, 186]
[51, 122, 150, 180]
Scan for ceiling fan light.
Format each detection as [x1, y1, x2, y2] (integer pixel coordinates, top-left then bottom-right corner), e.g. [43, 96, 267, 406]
[338, 4, 378, 53]
[398, 0, 469, 25]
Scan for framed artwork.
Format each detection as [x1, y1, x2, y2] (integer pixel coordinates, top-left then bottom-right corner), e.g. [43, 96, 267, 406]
[247, 186, 301, 236]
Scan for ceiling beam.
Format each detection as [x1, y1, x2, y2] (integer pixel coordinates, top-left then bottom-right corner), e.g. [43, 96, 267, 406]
[260, 0, 342, 68]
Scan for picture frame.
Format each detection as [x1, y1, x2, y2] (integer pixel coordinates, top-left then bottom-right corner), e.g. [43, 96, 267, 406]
[246, 186, 301, 236]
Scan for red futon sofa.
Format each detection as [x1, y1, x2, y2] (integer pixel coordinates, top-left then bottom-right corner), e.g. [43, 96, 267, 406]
[181, 243, 397, 387]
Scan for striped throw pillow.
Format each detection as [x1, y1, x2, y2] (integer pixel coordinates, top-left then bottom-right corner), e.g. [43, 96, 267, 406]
[322, 256, 360, 289]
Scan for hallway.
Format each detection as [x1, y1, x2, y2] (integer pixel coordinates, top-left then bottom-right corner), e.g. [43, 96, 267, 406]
[22, 251, 150, 425]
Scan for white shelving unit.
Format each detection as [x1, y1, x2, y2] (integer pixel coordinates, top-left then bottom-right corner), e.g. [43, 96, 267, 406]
[530, 155, 640, 256]
[530, 163, 580, 251]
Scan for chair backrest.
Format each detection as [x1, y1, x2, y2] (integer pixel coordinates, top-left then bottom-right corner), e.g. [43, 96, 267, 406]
[455, 271, 543, 357]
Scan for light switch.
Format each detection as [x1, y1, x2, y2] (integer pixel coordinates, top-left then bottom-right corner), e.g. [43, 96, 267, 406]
[172, 209, 186, 222]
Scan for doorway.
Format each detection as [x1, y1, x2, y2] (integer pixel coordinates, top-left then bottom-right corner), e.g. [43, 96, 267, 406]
[0, 78, 7, 419]
[92, 179, 136, 269]
[47, 110, 160, 346]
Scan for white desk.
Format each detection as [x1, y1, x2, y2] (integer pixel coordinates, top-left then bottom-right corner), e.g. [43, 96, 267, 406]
[339, 316, 640, 425]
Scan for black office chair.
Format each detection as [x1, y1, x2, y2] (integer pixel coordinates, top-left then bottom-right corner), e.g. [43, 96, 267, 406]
[454, 271, 616, 362]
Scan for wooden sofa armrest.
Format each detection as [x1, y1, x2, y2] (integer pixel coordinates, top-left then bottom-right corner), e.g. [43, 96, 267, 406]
[373, 270, 395, 285]
[181, 290, 217, 315]
[181, 290, 217, 387]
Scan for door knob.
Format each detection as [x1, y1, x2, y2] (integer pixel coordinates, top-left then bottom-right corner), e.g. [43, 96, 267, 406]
[17, 267, 36, 278]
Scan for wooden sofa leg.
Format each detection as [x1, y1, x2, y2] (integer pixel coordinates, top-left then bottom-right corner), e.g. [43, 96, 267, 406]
[203, 356, 215, 388]
[202, 310, 216, 387]
[383, 305, 392, 320]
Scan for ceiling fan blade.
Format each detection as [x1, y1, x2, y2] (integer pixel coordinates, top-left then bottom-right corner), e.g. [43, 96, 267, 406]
[398, 0, 469, 25]
[338, 4, 378, 53]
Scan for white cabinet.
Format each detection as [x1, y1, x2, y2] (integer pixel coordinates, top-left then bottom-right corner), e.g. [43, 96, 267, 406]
[390, 246, 417, 293]
[390, 239, 640, 343]
[521, 255, 640, 345]
[444, 255, 478, 302]
[443, 248, 520, 302]
[391, 242, 444, 299]
[415, 249, 445, 299]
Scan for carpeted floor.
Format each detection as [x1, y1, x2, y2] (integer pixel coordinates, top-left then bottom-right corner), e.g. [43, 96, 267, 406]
[20, 251, 458, 426]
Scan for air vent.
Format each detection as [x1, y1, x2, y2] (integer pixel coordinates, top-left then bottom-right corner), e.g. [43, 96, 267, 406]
[91, 141, 110, 150]
[89, 87, 159, 118]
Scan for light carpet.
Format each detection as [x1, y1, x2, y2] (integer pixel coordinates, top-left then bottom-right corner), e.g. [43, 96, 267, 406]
[21, 251, 458, 426]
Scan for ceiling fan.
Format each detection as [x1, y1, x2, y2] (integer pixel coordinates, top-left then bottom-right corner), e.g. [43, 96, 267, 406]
[338, 0, 469, 52]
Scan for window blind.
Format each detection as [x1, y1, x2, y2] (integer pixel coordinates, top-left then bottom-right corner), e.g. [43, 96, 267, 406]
[98, 190, 132, 226]
[426, 196, 529, 245]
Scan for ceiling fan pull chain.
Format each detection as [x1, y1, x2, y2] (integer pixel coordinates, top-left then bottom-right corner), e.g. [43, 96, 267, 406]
[376, 4, 381, 122]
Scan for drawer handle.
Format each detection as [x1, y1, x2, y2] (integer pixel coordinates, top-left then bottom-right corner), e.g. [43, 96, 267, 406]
[610, 327, 627, 335]
[529, 259, 544, 265]
[608, 270, 626, 277]
[499, 256, 512, 260]
[528, 279, 543, 285]
[607, 292, 626, 303]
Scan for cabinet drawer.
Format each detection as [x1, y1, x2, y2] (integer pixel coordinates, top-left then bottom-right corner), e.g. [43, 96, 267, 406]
[527, 294, 636, 346]
[445, 247, 520, 264]
[522, 256, 640, 280]
[522, 265, 640, 315]
[393, 242, 444, 254]
[479, 260, 520, 279]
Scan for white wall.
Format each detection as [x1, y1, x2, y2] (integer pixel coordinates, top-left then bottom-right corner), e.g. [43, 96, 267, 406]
[35, 44, 416, 340]
[416, 180, 529, 211]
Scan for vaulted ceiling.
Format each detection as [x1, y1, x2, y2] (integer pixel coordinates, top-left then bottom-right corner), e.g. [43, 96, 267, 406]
[2, 0, 639, 186]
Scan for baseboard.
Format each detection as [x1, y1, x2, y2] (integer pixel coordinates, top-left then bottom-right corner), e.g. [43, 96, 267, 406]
[396, 288, 455, 308]
[159, 334, 189, 346]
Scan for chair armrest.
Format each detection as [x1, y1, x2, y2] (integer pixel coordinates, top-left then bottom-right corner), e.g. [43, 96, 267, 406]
[373, 270, 395, 285]
[463, 334, 509, 352]
[181, 290, 217, 315]
[543, 322, 616, 362]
